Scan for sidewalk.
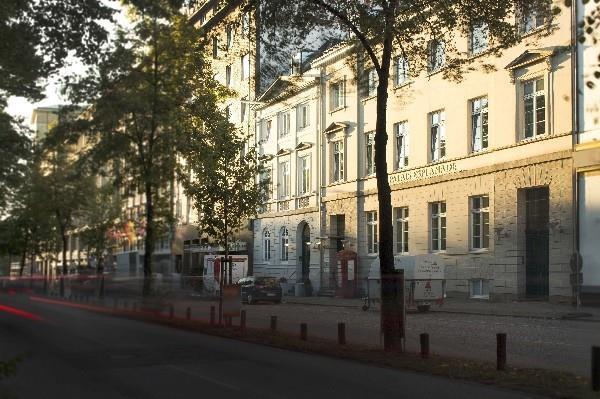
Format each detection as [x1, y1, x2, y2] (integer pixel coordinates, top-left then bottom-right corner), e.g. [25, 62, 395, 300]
[283, 295, 600, 322]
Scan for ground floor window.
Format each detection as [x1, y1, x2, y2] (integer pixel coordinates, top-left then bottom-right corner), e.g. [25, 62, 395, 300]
[430, 201, 446, 251]
[366, 211, 378, 254]
[470, 279, 489, 299]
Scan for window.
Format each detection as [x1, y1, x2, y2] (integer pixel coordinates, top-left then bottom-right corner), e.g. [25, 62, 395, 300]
[280, 227, 289, 261]
[471, 195, 490, 250]
[470, 279, 490, 299]
[241, 54, 250, 80]
[242, 12, 250, 36]
[365, 132, 375, 176]
[241, 101, 247, 122]
[395, 57, 409, 86]
[297, 103, 310, 129]
[278, 161, 290, 198]
[430, 110, 446, 161]
[264, 120, 272, 142]
[430, 201, 446, 251]
[212, 37, 218, 58]
[366, 211, 378, 254]
[278, 112, 290, 137]
[395, 207, 409, 254]
[263, 230, 271, 261]
[225, 65, 232, 87]
[470, 22, 489, 55]
[298, 156, 311, 195]
[261, 168, 272, 200]
[523, 78, 546, 139]
[471, 97, 488, 152]
[519, 3, 549, 34]
[226, 26, 233, 50]
[394, 121, 409, 169]
[332, 140, 345, 182]
[367, 68, 378, 97]
[330, 80, 345, 110]
[428, 40, 445, 72]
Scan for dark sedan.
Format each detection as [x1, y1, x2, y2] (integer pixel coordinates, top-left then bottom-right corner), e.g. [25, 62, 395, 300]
[239, 276, 282, 304]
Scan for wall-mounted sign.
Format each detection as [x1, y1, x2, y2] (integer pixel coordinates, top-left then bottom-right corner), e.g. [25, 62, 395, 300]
[389, 162, 459, 185]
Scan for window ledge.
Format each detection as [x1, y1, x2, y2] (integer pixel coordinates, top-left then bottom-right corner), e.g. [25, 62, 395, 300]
[329, 106, 347, 115]
[469, 295, 490, 300]
[469, 249, 490, 254]
[393, 81, 413, 91]
[519, 23, 556, 39]
[519, 132, 549, 143]
[328, 180, 347, 187]
[361, 94, 377, 103]
[467, 48, 493, 61]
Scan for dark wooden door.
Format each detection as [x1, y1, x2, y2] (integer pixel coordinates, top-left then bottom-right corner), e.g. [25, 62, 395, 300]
[525, 187, 549, 297]
[301, 224, 310, 280]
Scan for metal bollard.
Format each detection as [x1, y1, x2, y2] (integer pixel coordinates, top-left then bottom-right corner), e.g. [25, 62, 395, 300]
[338, 323, 346, 345]
[169, 304, 174, 319]
[113, 298, 118, 310]
[123, 300, 128, 309]
[240, 310, 246, 332]
[593, 346, 600, 392]
[186, 307, 191, 321]
[133, 302, 138, 311]
[420, 333, 430, 358]
[300, 323, 307, 341]
[210, 306, 216, 326]
[270, 316, 277, 332]
[496, 333, 507, 371]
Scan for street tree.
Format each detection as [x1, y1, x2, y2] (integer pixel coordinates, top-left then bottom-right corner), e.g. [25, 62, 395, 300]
[67, 0, 228, 296]
[41, 123, 96, 297]
[79, 181, 121, 297]
[254, 0, 552, 349]
[179, 115, 265, 283]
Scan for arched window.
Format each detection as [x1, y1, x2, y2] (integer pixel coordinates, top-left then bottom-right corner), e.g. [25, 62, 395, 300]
[263, 229, 271, 261]
[280, 227, 289, 261]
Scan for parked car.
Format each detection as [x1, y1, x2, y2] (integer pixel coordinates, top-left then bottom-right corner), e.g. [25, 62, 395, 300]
[238, 276, 282, 304]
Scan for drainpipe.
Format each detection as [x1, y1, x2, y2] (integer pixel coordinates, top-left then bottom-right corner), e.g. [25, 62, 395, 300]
[570, 1, 581, 309]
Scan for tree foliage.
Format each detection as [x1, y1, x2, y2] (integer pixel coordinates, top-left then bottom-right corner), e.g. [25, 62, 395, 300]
[180, 117, 265, 260]
[67, 0, 227, 295]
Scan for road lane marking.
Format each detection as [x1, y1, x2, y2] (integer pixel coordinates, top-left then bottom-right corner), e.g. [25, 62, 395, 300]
[166, 364, 241, 391]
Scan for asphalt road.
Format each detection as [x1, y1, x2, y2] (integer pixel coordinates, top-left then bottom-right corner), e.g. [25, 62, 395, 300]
[0, 294, 534, 399]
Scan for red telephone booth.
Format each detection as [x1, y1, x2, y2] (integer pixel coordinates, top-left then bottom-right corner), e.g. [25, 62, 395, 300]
[336, 249, 358, 298]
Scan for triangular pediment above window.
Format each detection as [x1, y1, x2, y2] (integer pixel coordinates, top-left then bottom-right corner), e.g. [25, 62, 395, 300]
[276, 148, 292, 156]
[505, 47, 564, 82]
[259, 154, 274, 162]
[295, 142, 313, 151]
[323, 122, 348, 134]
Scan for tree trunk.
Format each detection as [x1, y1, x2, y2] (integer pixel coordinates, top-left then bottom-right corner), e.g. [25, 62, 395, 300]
[60, 231, 68, 297]
[143, 181, 154, 297]
[375, 16, 404, 351]
[18, 247, 27, 277]
[29, 252, 35, 289]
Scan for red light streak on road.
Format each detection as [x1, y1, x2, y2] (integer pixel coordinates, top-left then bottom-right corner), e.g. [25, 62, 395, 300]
[0, 304, 43, 321]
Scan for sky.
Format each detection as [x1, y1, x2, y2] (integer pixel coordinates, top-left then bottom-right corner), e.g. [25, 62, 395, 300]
[5, 1, 129, 128]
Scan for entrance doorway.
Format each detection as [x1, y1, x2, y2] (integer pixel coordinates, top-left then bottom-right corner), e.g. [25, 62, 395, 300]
[300, 223, 310, 281]
[525, 186, 549, 297]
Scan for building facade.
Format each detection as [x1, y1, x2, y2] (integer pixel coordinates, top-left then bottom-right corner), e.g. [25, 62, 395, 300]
[250, 3, 589, 302]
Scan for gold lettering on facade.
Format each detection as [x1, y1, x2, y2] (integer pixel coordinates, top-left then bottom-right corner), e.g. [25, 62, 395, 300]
[389, 162, 459, 185]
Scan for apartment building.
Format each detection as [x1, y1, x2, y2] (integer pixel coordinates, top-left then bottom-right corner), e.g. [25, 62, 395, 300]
[574, 0, 600, 303]
[252, 3, 586, 302]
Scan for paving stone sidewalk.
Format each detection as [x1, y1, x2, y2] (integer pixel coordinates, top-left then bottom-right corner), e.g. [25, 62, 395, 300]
[283, 295, 600, 321]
